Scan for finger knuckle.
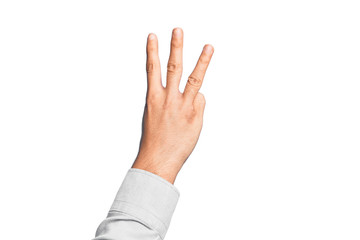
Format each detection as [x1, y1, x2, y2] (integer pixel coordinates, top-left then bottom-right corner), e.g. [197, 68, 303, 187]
[146, 92, 162, 105]
[187, 75, 202, 87]
[171, 40, 182, 48]
[167, 62, 182, 73]
[147, 62, 157, 73]
[200, 56, 210, 65]
[147, 44, 157, 51]
[162, 99, 175, 110]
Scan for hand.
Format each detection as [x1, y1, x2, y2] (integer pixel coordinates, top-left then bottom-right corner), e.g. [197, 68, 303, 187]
[132, 27, 214, 184]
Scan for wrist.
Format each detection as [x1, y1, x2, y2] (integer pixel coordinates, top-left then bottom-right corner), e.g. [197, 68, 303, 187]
[132, 156, 180, 184]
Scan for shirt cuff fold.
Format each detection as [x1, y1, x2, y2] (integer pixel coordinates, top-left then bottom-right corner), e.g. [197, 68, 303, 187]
[109, 168, 180, 239]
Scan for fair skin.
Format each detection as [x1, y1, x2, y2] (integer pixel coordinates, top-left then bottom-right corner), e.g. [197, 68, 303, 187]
[132, 27, 214, 184]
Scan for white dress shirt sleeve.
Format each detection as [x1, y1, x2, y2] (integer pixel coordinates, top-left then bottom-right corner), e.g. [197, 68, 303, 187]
[92, 168, 180, 240]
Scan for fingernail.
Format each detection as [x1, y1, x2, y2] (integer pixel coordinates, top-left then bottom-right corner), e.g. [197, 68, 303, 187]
[148, 33, 155, 40]
[204, 44, 213, 54]
[173, 28, 182, 37]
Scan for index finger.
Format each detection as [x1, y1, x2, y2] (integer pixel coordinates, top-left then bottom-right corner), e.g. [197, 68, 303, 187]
[146, 33, 163, 94]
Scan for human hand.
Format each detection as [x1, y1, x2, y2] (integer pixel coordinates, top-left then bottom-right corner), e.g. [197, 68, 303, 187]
[132, 27, 214, 184]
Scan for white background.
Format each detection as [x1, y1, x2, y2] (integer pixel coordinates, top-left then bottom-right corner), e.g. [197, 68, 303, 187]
[0, 1, 359, 239]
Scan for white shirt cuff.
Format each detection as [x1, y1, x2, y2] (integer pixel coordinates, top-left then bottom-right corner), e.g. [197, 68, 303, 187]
[109, 168, 180, 239]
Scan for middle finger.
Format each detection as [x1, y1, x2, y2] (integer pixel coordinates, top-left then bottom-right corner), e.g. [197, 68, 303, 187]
[166, 27, 183, 94]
